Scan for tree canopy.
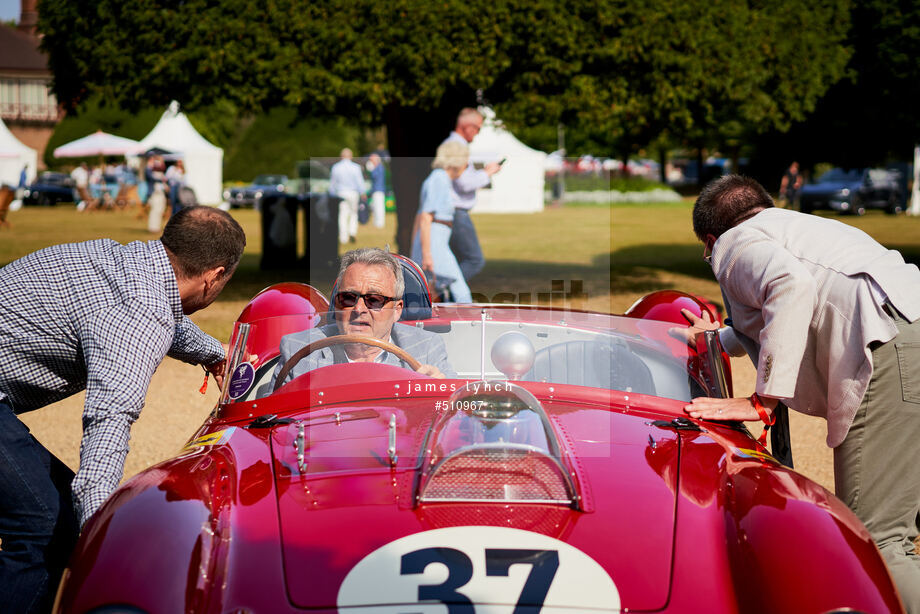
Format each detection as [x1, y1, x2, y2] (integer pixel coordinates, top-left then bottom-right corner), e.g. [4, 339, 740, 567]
[39, 0, 855, 248]
[40, 0, 852, 152]
[760, 0, 920, 169]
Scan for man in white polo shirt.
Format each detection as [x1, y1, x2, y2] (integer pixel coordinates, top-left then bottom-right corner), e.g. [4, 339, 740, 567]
[441, 108, 502, 282]
[329, 148, 367, 244]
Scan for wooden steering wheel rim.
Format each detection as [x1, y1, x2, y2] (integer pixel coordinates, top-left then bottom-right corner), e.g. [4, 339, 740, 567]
[273, 334, 423, 392]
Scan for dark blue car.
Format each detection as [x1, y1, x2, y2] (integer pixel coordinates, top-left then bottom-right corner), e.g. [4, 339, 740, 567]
[799, 168, 903, 215]
[223, 174, 288, 209]
[22, 172, 77, 206]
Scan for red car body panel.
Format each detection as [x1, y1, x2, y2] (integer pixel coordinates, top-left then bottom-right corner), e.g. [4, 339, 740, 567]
[270, 393, 677, 610]
[54, 290, 903, 614]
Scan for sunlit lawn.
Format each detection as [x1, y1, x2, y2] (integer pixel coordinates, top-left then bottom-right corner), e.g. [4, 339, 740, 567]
[3, 201, 920, 343]
[7, 200, 918, 490]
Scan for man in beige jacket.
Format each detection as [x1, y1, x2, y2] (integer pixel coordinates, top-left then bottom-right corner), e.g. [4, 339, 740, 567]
[683, 174, 920, 611]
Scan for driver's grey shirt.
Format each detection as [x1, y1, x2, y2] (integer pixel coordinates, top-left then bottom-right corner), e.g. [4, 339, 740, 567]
[272, 322, 456, 388]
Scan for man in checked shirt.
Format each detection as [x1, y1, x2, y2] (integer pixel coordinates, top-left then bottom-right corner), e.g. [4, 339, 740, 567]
[0, 205, 246, 614]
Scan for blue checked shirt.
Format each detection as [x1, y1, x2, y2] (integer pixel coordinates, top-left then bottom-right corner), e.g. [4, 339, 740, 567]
[0, 239, 224, 525]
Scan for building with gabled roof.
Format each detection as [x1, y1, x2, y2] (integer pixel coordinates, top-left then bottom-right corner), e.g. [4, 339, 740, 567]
[0, 0, 62, 170]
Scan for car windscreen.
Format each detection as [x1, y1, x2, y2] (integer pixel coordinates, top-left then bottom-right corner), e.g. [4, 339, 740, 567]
[253, 175, 286, 185]
[219, 307, 726, 406]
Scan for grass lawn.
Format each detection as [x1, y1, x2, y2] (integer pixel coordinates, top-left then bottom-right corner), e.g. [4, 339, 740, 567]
[3, 201, 920, 343]
[8, 200, 918, 490]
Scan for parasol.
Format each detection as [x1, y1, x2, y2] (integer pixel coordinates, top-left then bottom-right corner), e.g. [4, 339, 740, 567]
[53, 130, 143, 158]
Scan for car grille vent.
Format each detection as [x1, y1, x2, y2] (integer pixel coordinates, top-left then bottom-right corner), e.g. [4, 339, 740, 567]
[420, 445, 571, 504]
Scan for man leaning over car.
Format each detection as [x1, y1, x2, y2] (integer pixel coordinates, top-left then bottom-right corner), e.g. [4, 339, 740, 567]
[0, 206, 246, 614]
[682, 175, 920, 612]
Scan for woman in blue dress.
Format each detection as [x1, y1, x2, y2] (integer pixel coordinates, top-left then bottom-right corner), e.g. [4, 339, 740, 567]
[411, 141, 472, 303]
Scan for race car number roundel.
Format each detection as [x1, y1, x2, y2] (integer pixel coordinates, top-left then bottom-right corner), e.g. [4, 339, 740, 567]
[337, 526, 620, 612]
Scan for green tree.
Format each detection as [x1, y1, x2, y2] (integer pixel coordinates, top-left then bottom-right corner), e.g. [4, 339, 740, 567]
[38, 0, 852, 249]
[757, 0, 920, 171]
[507, 1, 850, 181]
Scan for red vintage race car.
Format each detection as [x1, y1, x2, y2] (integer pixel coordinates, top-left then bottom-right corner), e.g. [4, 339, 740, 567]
[55, 268, 902, 613]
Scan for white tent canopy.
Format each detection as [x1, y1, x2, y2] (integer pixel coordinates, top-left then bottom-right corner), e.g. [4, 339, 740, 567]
[54, 130, 142, 158]
[468, 107, 546, 213]
[138, 101, 223, 204]
[0, 116, 37, 188]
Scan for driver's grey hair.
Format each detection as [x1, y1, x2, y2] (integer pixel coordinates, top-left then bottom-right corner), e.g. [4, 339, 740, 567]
[337, 247, 405, 298]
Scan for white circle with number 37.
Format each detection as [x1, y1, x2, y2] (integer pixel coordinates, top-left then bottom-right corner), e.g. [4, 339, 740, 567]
[337, 526, 621, 613]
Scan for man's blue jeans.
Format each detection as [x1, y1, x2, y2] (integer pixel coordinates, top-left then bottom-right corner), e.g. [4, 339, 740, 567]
[0, 399, 79, 614]
[448, 208, 485, 282]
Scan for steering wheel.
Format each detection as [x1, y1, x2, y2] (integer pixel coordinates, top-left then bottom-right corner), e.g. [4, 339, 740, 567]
[273, 334, 423, 392]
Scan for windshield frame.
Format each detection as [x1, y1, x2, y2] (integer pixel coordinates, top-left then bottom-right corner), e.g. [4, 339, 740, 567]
[217, 304, 729, 412]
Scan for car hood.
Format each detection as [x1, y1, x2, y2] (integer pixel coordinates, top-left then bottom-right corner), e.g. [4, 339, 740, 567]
[268, 394, 680, 611]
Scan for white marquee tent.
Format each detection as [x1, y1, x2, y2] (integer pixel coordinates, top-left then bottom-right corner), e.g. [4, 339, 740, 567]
[0, 116, 37, 188]
[468, 107, 546, 213]
[138, 101, 223, 204]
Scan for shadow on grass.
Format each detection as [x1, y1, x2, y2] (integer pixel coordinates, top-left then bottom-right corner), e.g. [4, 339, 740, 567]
[217, 253, 339, 303]
[611, 242, 711, 275]
[214, 249, 710, 309]
[212, 237, 920, 310]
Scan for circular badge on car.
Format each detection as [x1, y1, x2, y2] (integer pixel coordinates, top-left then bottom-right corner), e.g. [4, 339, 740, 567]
[337, 526, 620, 612]
[227, 362, 255, 399]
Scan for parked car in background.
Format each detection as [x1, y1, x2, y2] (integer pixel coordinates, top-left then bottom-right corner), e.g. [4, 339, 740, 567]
[22, 172, 76, 206]
[799, 167, 903, 215]
[224, 174, 289, 208]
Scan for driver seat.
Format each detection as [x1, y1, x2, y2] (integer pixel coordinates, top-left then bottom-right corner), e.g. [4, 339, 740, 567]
[525, 339, 655, 394]
[392, 254, 433, 321]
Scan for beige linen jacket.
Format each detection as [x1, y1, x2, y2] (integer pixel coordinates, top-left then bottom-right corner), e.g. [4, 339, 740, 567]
[712, 208, 920, 447]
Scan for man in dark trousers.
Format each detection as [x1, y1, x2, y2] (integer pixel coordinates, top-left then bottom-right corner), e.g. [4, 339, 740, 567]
[0, 206, 246, 613]
[442, 108, 502, 282]
[683, 175, 920, 612]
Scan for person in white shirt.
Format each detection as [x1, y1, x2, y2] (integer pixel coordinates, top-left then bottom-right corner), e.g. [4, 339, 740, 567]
[70, 163, 90, 209]
[329, 148, 367, 244]
[441, 108, 501, 282]
[165, 160, 186, 216]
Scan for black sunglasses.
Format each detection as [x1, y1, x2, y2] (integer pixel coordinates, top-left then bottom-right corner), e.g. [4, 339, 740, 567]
[334, 291, 398, 311]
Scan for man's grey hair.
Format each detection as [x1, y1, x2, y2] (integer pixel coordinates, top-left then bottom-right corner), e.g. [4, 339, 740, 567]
[456, 107, 482, 126]
[337, 247, 405, 297]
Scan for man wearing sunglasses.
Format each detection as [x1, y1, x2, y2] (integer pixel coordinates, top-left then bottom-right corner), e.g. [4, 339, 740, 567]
[273, 248, 455, 386]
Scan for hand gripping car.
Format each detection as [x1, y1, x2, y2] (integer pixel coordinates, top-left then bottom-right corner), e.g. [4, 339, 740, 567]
[54, 276, 903, 613]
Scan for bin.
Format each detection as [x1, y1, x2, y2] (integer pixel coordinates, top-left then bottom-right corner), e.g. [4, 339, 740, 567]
[302, 192, 340, 277]
[259, 193, 300, 270]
